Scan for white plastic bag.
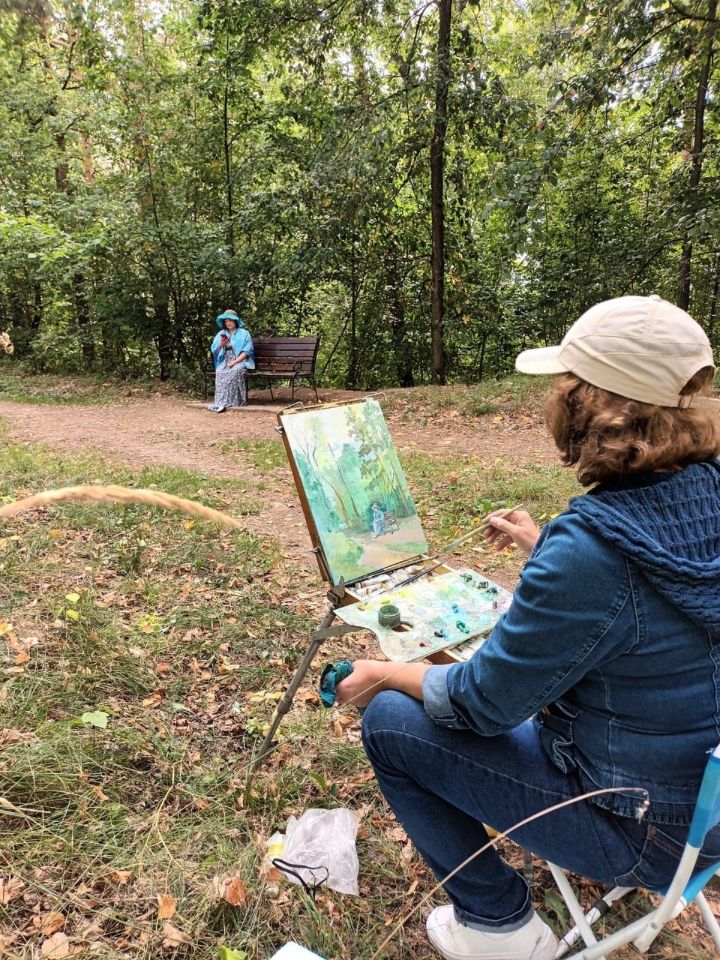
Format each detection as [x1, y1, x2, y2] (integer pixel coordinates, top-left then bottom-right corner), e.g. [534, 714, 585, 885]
[278, 807, 359, 895]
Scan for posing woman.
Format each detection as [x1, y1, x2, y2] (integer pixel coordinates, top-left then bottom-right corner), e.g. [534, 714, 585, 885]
[208, 309, 255, 413]
[337, 295, 720, 960]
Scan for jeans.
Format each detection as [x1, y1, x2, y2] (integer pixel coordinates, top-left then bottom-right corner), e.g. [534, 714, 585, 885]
[362, 691, 720, 932]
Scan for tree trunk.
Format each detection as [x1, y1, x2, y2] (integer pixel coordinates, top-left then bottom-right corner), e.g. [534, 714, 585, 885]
[678, 0, 717, 311]
[347, 252, 359, 389]
[477, 331, 487, 382]
[54, 131, 69, 192]
[154, 297, 173, 381]
[223, 32, 239, 305]
[80, 133, 95, 185]
[708, 251, 720, 346]
[74, 273, 94, 366]
[54, 129, 95, 366]
[430, 0, 452, 385]
[387, 258, 414, 387]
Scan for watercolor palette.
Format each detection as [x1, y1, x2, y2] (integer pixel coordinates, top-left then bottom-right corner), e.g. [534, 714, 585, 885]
[335, 568, 513, 661]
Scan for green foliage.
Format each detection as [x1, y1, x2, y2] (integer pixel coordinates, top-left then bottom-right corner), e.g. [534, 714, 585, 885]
[0, 0, 718, 392]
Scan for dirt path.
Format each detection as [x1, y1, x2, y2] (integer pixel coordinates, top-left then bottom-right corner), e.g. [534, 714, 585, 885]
[0, 393, 556, 577]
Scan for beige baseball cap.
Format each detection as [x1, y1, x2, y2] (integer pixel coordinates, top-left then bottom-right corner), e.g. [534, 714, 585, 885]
[516, 295, 719, 409]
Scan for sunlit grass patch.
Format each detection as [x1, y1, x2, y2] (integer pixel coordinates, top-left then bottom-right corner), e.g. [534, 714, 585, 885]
[219, 438, 288, 472]
[0, 363, 168, 406]
[0, 437, 442, 959]
[382, 375, 551, 425]
[406, 452, 581, 545]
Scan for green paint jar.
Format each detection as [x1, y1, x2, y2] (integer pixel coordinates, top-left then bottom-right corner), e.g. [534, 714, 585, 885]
[378, 604, 402, 629]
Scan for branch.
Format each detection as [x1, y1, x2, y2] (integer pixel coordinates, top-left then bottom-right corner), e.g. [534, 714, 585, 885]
[668, 0, 720, 23]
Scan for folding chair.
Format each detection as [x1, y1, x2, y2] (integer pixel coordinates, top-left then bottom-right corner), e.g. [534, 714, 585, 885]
[547, 743, 720, 959]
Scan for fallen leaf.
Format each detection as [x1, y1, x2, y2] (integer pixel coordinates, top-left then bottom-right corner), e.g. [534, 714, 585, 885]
[65, 609, 80, 621]
[219, 948, 247, 960]
[41, 932, 70, 958]
[142, 690, 164, 707]
[157, 893, 177, 920]
[162, 922, 189, 949]
[90, 785, 110, 803]
[109, 869, 132, 886]
[65, 593, 80, 604]
[211, 872, 248, 907]
[294, 687, 319, 704]
[0, 728, 37, 747]
[218, 662, 241, 674]
[14, 650, 29, 665]
[39, 912, 65, 936]
[0, 876, 25, 904]
[79, 711, 108, 729]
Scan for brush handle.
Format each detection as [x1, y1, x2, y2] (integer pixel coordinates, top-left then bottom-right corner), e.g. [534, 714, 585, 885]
[379, 505, 524, 594]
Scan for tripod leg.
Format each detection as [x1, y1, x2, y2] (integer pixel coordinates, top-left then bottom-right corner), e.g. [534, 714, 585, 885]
[251, 606, 336, 772]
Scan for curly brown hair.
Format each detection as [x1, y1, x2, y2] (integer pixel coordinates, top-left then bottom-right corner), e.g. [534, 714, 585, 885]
[544, 368, 720, 486]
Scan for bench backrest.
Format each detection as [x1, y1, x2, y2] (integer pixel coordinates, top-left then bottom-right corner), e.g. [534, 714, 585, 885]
[253, 336, 319, 373]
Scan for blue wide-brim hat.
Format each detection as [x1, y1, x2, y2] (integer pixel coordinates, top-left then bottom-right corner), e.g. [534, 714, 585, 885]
[215, 310, 245, 330]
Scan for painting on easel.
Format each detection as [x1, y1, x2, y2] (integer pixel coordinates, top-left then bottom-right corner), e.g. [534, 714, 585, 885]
[281, 400, 428, 585]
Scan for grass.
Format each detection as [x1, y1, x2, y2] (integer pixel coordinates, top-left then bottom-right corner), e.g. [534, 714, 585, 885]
[219, 438, 288, 472]
[0, 404, 716, 959]
[0, 363, 168, 406]
[381, 375, 551, 425]
[0, 434, 442, 960]
[403, 452, 583, 581]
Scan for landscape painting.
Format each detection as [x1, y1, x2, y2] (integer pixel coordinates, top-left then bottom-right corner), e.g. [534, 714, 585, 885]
[281, 400, 428, 584]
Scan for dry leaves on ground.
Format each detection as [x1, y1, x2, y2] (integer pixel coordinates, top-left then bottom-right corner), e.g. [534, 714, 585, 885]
[0, 875, 25, 904]
[157, 893, 177, 920]
[40, 932, 70, 958]
[162, 922, 190, 950]
[0, 727, 37, 746]
[211, 872, 248, 907]
[38, 912, 65, 936]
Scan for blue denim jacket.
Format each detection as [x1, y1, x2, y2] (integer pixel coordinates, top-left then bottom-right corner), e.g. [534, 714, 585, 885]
[423, 463, 720, 825]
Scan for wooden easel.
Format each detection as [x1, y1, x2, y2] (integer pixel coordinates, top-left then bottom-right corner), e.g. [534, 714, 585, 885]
[250, 397, 505, 769]
[251, 398, 433, 770]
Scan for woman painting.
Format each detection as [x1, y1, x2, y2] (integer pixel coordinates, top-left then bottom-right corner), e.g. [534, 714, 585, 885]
[337, 295, 720, 960]
[208, 309, 255, 413]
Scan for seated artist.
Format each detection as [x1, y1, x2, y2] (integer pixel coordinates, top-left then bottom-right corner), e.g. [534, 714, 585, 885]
[208, 309, 255, 413]
[336, 295, 720, 960]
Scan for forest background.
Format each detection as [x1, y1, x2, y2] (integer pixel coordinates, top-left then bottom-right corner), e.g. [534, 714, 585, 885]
[1, 0, 719, 391]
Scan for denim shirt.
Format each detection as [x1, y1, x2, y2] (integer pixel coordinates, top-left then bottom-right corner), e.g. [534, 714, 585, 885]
[423, 491, 720, 825]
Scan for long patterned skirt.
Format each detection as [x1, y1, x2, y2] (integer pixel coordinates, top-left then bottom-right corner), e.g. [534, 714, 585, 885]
[207, 360, 248, 412]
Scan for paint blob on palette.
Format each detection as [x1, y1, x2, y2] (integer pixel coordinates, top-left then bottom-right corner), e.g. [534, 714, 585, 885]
[335, 568, 513, 662]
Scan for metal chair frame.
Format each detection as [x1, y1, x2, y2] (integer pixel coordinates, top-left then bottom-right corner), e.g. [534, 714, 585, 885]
[547, 744, 720, 959]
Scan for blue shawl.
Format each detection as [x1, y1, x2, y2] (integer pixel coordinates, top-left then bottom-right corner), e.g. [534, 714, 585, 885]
[210, 327, 255, 370]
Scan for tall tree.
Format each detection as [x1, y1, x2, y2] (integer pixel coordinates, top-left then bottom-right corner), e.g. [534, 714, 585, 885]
[430, 0, 452, 385]
[677, 0, 718, 311]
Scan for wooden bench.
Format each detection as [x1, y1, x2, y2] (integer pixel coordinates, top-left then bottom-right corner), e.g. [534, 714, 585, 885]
[382, 510, 400, 534]
[203, 335, 320, 403]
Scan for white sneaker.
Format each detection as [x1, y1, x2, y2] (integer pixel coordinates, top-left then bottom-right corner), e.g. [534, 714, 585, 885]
[426, 906, 558, 960]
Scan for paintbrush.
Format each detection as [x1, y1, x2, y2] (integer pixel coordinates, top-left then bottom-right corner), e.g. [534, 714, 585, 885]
[375, 504, 525, 596]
